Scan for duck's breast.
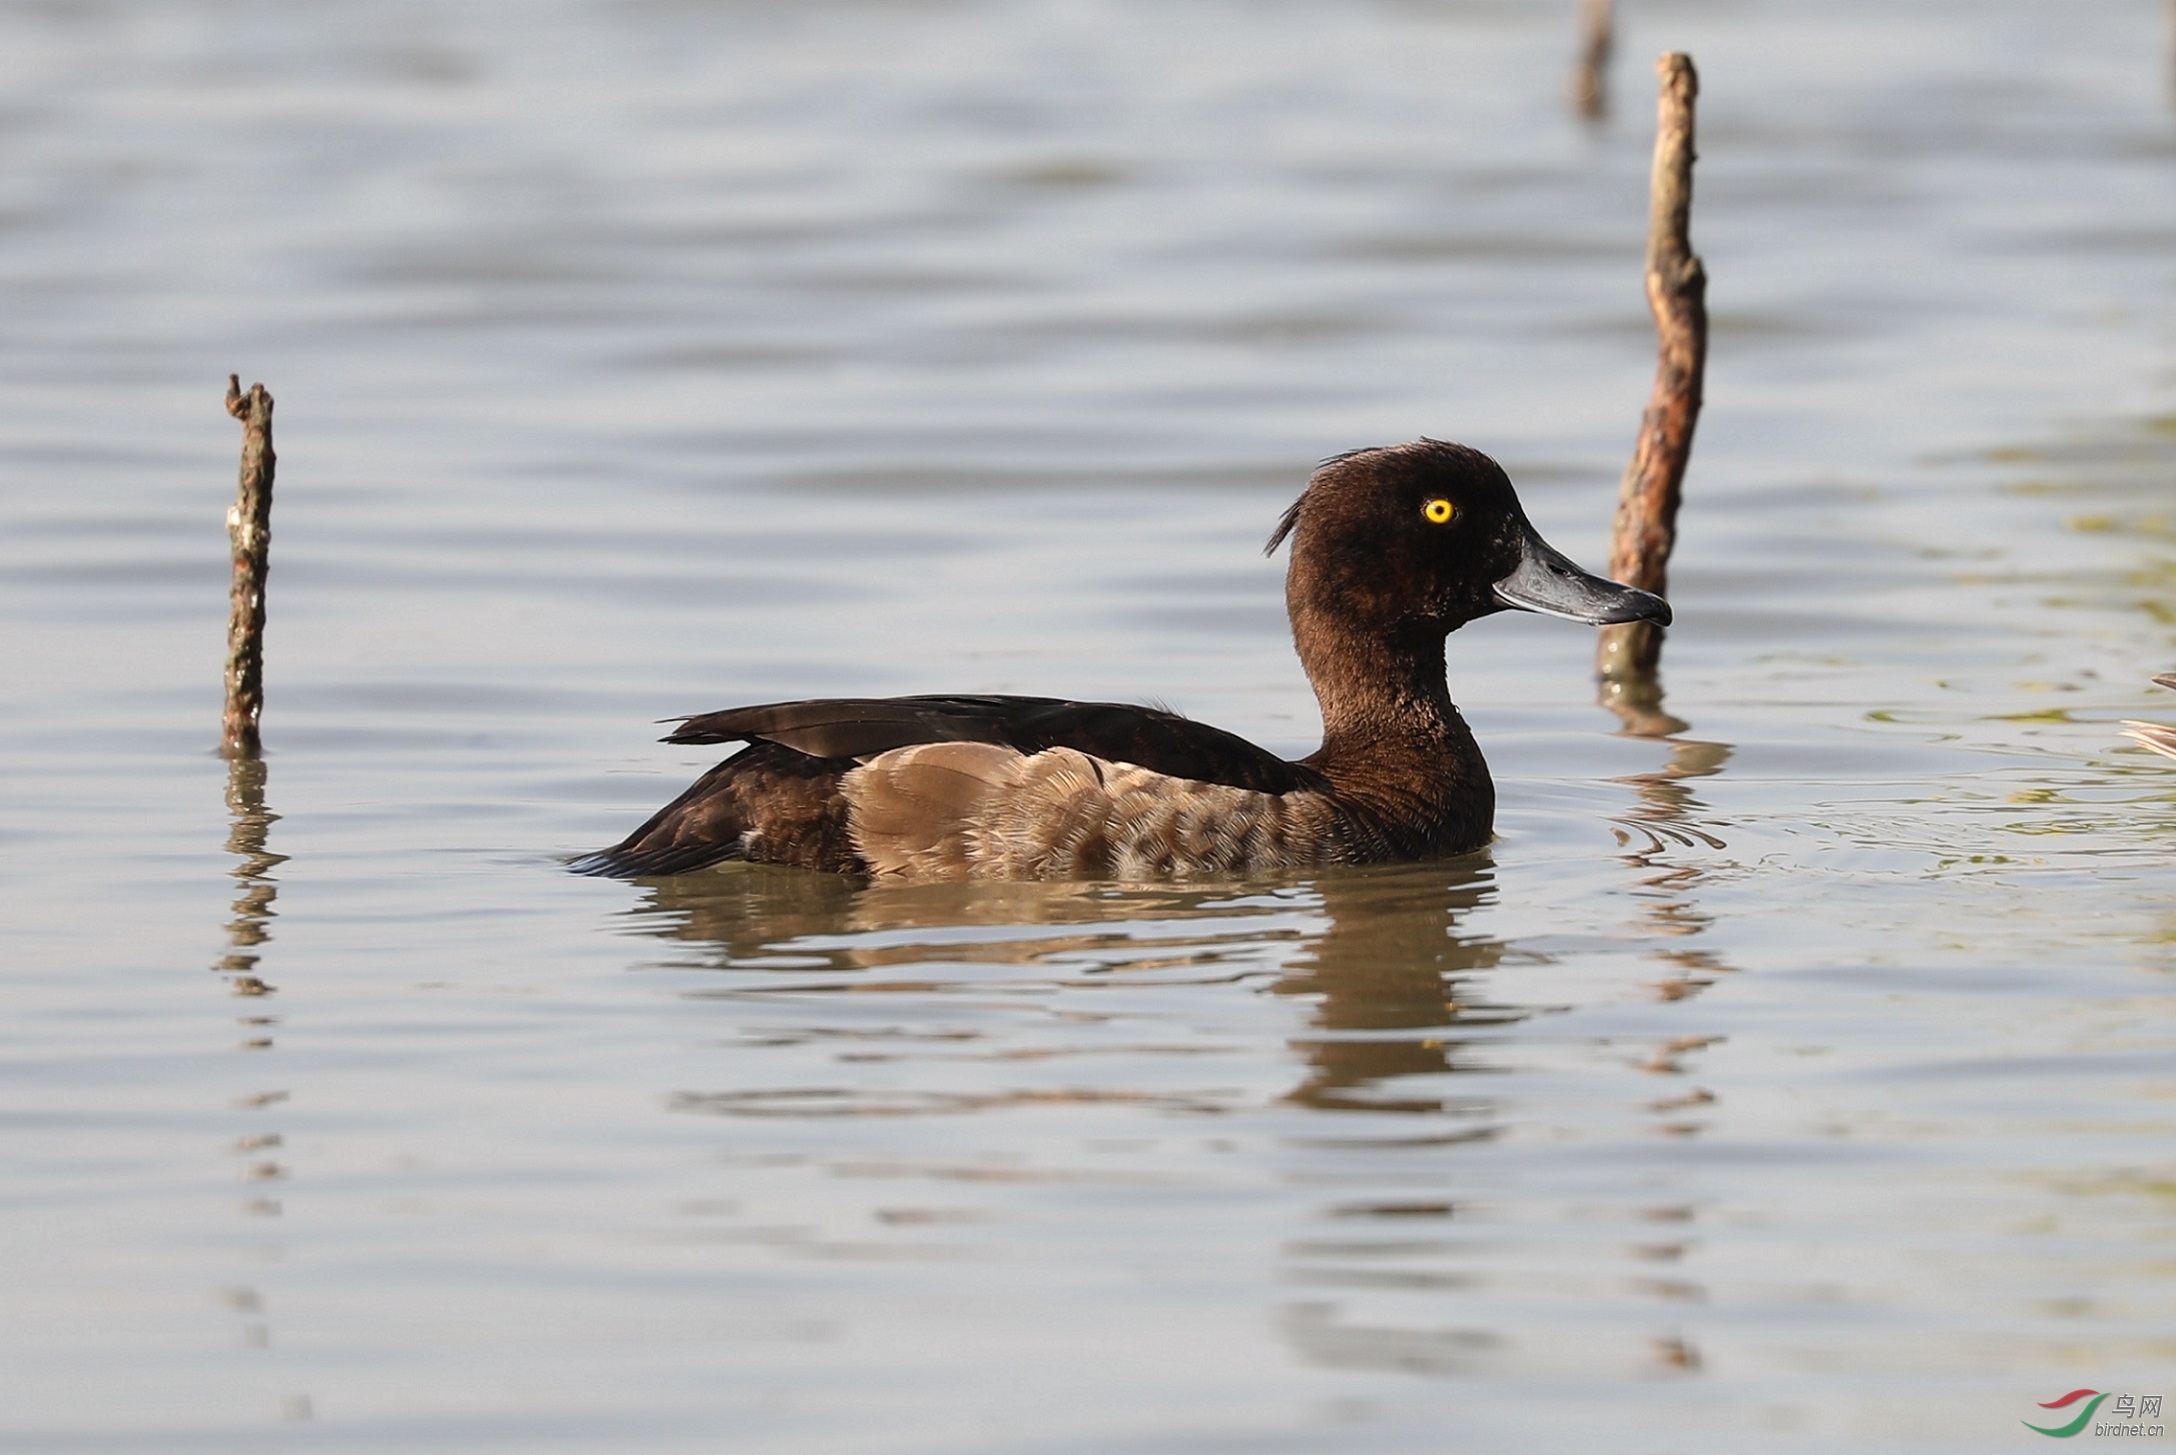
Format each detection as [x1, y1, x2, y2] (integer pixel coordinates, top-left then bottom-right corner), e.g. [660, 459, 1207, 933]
[843, 742, 1345, 879]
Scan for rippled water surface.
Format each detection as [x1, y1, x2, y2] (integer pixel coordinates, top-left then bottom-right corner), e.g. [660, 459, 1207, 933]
[4, 1, 2174, 1451]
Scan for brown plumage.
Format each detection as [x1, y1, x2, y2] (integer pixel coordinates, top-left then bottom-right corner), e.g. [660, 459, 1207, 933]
[846, 743, 1344, 878]
[574, 440, 1671, 881]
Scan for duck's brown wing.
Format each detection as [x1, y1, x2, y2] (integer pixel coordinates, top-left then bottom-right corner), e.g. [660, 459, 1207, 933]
[665, 694, 1325, 795]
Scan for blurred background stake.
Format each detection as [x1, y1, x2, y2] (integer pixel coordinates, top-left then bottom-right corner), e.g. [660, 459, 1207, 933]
[1598, 53, 1705, 736]
[1573, 0, 1613, 120]
[222, 376, 276, 760]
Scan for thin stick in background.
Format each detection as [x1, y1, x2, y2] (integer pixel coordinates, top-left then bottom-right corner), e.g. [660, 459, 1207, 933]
[1598, 53, 1706, 733]
[222, 377, 277, 760]
[1574, 0, 1614, 120]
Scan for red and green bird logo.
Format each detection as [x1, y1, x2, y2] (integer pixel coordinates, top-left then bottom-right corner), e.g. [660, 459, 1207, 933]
[2024, 1390, 2107, 1438]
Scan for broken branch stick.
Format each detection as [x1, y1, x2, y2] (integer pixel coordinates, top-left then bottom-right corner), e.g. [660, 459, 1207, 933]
[1597, 53, 1705, 725]
[222, 377, 276, 760]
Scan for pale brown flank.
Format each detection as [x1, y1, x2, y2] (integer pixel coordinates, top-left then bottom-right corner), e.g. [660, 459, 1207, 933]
[844, 742, 1346, 879]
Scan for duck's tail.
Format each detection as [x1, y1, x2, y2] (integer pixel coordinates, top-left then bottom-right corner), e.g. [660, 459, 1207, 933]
[569, 760, 751, 878]
[571, 742, 860, 878]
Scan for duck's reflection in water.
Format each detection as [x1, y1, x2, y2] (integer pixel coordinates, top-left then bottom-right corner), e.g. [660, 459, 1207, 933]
[621, 861, 1551, 1379]
[620, 857, 1514, 1112]
[624, 867, 1316, 980]
[1268, 859, 1512, 1116]
[1266, 864, 1524, 1380]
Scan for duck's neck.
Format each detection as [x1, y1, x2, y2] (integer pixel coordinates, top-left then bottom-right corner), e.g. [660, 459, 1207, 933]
[1296, 616, 1493, 853]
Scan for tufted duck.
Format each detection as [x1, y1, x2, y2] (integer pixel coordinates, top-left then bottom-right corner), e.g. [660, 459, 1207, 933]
[576, 439, 1671, 879]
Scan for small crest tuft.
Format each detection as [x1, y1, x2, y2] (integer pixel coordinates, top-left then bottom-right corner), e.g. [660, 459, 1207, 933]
[1264, 495, 1305, 556]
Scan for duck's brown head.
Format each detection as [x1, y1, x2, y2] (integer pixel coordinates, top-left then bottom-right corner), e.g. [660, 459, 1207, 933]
[1268, 439, 1671, 641]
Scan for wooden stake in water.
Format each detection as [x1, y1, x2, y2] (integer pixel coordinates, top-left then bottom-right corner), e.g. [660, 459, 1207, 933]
[1573, 0, 1613, 120]
[1598, 53, 1705, 725]
[222, 377, 276, 760]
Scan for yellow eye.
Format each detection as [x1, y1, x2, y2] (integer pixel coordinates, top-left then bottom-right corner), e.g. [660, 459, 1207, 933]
[1422, 497, 1455, 524]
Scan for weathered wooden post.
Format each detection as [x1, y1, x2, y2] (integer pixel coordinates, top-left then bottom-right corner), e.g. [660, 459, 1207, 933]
[222, 377, 276, 759]
[1573, 0, 1614, 120]
[1598, 54, 1705, 734]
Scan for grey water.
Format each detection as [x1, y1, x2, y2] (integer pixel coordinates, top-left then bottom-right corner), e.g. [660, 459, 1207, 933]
[2, 1, 2173, 1451]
